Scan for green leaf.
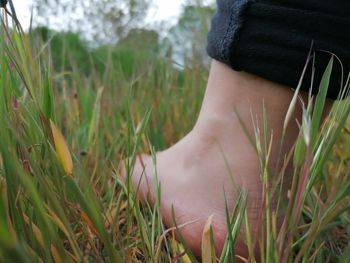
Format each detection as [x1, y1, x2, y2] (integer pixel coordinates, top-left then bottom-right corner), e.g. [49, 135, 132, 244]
[88, 86, 104, 146]
[311, 57, 333, 148]
[294, 135, 307, 167]
[339, 244, 350, 263]
[42, 70, 55, 120]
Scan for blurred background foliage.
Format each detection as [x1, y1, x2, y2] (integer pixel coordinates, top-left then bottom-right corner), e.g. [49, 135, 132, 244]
[32, 0, 151, 42]
[30, 0, 215, 72]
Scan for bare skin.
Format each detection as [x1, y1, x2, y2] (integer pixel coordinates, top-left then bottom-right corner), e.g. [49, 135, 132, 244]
[121, 60, 308, 259]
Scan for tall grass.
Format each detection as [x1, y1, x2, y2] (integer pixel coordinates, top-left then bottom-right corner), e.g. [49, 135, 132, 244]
[0, 3, 349, 263]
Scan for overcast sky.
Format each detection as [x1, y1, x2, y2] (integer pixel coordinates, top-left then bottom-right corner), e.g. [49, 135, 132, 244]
[13, 0, 191, 31]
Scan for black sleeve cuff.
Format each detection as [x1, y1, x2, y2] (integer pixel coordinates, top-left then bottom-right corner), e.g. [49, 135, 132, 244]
[207, 0, 350, 100]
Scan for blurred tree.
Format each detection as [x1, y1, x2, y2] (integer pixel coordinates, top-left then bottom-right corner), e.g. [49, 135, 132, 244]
[168, 1, 215, 68]
[118, 28, 159, 52]
[32, 0, 151, 43]
[32, 26, 91, 74]
[31, 26, 162, 79]
[92, 28, 161, 78]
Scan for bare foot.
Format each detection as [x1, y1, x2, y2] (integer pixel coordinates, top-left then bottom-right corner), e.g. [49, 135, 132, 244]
[121, 60, 305, 259]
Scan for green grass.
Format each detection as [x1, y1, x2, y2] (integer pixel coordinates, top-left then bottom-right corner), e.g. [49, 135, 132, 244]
[1, 5, 350, 263]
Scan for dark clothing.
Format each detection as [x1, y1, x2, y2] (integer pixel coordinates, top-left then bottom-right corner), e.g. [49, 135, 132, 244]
[207, 0, 350, 100]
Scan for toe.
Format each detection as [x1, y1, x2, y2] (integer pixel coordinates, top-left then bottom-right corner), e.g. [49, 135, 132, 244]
[119, 154, 155, 202]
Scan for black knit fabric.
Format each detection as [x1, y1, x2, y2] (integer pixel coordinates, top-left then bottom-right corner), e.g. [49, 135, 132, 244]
[0, 0, 8, 8]
[207, 0, 350, 100]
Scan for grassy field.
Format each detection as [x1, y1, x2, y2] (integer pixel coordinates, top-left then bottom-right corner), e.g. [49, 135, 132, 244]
[0, 6, 350, 263]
